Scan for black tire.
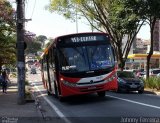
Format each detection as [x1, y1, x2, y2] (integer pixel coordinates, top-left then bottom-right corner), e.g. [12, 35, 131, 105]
[97, 91, 106, 97]
[54, 84, 65, 102]
[126, 90, 130, 93]
[47, 90, 51, 95]
[138, 89, 144, 94]
[116, 90, 121, 93]
[58, 96, 65, 102]
[54, 83, 58, 98]
[116, 88, 121, 93]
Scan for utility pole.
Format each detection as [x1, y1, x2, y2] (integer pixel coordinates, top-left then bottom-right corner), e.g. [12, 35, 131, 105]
[16, 0, 26, 104]
[75, 4, 78, 33]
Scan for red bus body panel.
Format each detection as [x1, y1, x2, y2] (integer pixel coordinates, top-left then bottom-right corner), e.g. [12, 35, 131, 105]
[59, 71, 118, 97]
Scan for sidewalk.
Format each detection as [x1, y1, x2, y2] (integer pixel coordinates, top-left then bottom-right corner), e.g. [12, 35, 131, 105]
[0, 77, 44, 123]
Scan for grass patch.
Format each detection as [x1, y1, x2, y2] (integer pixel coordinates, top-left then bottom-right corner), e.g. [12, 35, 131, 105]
[25, 80, 35, 102]
[144, 77, 160, 91]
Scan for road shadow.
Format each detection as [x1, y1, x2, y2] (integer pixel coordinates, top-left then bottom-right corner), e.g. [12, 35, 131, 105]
[144, 90, 157, 95]
[57, 93, 117, 105]
[110, 90, 157, 95]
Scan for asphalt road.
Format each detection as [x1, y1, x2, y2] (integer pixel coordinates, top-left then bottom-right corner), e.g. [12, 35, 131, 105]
[28, 70, 160, 123]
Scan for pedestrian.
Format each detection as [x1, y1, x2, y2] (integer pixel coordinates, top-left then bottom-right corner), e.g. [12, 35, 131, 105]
[1, 70, 9, 93]
[0, 72, 2, 88]
[136, 70, 141, 78]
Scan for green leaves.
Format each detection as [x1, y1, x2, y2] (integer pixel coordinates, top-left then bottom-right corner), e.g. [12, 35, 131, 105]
[0, 0, 16, 67]
[48, 0, 160, 70]
[47, 0, 144, 70]
[25, 39, 42, 55]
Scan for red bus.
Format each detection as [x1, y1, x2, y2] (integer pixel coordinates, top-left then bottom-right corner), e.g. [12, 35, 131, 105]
[40, 32, 118, 100]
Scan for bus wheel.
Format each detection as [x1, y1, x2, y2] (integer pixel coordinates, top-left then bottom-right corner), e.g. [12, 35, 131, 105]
[47, 90, 51, 95]
[54, 84, 65, 102]
[57, 90, 65, 102]
[116, 88, 121, 93]
[97, 91, 106, 97]
[58, 96, 65, 102]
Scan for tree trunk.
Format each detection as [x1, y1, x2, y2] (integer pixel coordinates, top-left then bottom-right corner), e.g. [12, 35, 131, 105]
[118, 56, 125, 71]
[146, 18, 156, 79]
[146, 53, 152, 79]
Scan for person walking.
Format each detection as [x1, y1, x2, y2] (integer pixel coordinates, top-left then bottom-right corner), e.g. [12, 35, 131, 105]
[1, 70, 9, 93]
[0, 72, 2, 89]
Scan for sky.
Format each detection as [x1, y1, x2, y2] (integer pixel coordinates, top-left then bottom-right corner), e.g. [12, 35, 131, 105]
[10, 0, 150, 40]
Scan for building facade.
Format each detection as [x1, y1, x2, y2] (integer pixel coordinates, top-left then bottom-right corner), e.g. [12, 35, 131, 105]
[153, 20, 160, 51]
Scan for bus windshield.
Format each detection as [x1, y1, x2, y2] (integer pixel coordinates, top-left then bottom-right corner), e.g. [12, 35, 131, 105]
[58, 44, 115, 73]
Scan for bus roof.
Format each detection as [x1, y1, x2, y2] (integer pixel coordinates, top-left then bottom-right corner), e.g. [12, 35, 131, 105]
[42, 32, 109, 56]
[55, 32, 108, 39]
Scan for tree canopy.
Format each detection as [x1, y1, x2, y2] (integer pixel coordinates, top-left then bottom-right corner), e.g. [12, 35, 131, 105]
[0, 0, 16, 70]
[25, 40, 42, 55]
[36, 35, 47, 48]
[48, 0, 145, 69]
[24, 34, 46, 55]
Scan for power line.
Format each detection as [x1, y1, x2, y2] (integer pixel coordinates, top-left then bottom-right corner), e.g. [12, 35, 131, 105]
[30, 0, 36, 19]
[25, 0, 29, 16]
[25, 0, 29, 27]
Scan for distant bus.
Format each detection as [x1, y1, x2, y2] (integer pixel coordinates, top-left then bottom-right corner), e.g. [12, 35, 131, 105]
[40, 32, 118, 101]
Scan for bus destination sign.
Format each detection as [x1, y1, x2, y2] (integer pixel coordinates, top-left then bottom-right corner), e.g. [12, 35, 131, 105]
[58, 34, 109, 45]
[71, 36, 97, 42]
[68, 35, 108, 43]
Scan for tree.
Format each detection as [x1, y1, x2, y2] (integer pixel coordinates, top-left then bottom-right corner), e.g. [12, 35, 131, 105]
[25, 40, 42, 55]
[142, 0, 160, 79]
[36, 35, 47, 48]
[0, 34, 16, 68]
[48, 0, 145, 70]
[24, 31, 43, 55]
[0, 0, 16, 71]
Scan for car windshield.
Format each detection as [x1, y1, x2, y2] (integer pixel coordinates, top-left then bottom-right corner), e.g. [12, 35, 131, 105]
[117, 71, 135, 78]
[58, 45, 115, 73]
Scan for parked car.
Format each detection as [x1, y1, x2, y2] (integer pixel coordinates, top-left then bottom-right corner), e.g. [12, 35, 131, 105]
[117, 71, 144, 93]
[157, 73, 160, 77]
[143, 69, 160, 79]
[150, 69, 160, 76]
[30, 68, 37, 74]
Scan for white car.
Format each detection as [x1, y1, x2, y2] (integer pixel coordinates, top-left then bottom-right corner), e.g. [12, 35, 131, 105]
[143, 69, 160, 79]
[157, 73, 160, 77]
[150, 69, 160, 76]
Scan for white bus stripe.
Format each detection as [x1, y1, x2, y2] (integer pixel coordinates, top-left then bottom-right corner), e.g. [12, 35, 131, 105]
[106, 94, 160, 110]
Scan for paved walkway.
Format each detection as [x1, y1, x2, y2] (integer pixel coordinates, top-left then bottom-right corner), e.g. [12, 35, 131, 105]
[0, 77, 44, 123]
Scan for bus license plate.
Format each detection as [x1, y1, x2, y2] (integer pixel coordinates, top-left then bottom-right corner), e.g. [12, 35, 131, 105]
[88, 86, 96, 89]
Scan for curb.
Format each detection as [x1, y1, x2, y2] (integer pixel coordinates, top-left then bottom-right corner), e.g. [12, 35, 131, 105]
[144, 89, 160, 96]
[29, 83, 49, 121]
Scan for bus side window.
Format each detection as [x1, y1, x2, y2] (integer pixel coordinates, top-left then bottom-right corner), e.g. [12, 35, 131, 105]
[48, 49, 55, 69]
